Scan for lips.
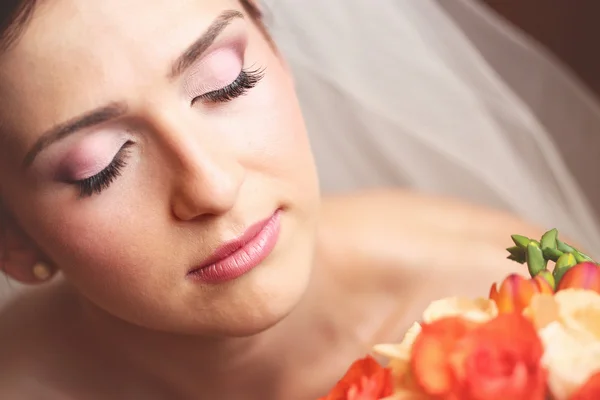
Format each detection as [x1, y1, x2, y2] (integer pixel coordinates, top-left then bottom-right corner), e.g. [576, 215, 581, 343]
[187, 209, 282, 284]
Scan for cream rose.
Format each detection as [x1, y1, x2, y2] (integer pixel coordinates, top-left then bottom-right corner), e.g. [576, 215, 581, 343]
[527, 289, 600, 400]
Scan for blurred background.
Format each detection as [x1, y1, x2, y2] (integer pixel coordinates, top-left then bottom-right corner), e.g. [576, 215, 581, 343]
[263, 0, 600, 251]
[2, 0, 600, 301]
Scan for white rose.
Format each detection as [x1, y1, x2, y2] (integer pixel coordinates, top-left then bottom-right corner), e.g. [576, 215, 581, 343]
[532, 290, 600, 400]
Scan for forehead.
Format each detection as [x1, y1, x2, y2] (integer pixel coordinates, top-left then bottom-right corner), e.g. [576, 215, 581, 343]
[20, 0, 233, 48]
[0, 0, 241, 146]
[5, 0, 238, 70]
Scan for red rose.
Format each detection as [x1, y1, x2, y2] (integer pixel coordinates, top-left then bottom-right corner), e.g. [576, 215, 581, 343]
[319, 356, 394, 400]
[411, 313, 547, 400]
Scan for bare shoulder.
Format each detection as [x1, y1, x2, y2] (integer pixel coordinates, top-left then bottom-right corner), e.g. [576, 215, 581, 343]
[318, 188, 545, 272]
[319, 189, 544, 244]
[317, 189, 545, 333]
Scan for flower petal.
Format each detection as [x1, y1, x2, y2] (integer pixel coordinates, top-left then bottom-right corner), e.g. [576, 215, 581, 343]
[540, 321, 600, 400]
[569, 371, 600, 400]
[410, 317, 477, 396]
[422, 297, 498, 323]
[554, 289, 600, 341]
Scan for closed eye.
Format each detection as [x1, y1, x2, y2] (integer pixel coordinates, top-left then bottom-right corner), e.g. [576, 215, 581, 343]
[192, 67, 265, 105]
[70, 141, 133, 198]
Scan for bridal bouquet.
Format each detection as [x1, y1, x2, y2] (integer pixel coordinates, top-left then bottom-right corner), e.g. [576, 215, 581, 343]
[319, 229, 600, 400]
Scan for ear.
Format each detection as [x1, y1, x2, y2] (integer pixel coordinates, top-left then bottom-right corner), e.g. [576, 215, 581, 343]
[0, 209, 56, 284]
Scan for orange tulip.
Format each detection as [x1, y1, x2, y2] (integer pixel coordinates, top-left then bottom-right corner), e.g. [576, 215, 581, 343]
[489, 274, 554, 313]
[557, 262, 600, 293]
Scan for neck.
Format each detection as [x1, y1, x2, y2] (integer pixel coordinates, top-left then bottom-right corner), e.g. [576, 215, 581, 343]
[67, 268, 333, 399]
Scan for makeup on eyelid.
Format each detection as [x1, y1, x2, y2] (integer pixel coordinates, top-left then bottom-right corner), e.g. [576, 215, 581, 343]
[56, 133, 129, 181]
[50, 47, 242, 182]
[182, 47, 243, 100]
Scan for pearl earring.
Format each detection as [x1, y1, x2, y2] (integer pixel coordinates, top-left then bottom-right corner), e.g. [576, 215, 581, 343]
[32, 262, 52, 281]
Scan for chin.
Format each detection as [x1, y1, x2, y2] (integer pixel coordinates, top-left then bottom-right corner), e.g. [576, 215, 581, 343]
[207, 221, 318, 338]
[180, 238, 316, 338]
[210, 264, 314, 338]
[169, 287, 309, 338]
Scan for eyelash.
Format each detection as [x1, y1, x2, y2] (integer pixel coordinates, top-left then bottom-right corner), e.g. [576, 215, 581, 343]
[191, 67, 265, 105]
[73, 142, 132, 198]
[72, 68, 265, 198]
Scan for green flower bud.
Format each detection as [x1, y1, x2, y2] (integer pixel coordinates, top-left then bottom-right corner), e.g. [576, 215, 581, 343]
[526, 241, 547, 277]
[542, 247, 563, 262]
[553, 253, 577, 284]
[540, 228, 558, 251]
[506, 246, 527, 264]
[557, 239, 576, 254]
[574, 251, 594, 263]
[511, 234, 531, 250]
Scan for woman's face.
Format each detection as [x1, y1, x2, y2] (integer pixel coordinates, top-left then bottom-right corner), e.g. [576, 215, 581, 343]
[0, 0, 320, 336]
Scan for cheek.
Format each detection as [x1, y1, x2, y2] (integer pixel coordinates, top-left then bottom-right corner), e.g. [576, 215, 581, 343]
[30, 197, 170, 288]
[262, 71, 316, 189]
[44, 214, 135, 275]
[232, 62, 313, 175]
[29, 201, 189, 326]
[241, 65, 320, 216]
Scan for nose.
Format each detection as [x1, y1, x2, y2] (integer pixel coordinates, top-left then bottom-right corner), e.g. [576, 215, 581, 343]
[156, 116, 246, 221]
[171, 147, 245, 221]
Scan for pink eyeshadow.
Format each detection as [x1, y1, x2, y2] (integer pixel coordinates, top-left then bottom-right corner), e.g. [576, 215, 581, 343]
[182, 47, 243, 98]
[57, 134, 125, 181]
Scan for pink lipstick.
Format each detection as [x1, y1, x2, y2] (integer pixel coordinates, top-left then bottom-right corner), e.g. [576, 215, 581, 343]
[188, 210, 281, 284]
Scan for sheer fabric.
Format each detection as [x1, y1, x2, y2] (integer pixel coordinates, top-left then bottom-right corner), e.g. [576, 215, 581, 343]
[264, 0, 600, 257]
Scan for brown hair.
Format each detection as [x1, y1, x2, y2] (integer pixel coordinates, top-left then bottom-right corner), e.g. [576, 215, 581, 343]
[0, 0, 267, 52]
[0, 0, 37, 51]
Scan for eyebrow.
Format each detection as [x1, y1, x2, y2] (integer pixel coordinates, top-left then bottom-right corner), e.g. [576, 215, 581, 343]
[169, 10, 244, 79]
[23, 10, 244, 168]
[23, 102, 127, 167]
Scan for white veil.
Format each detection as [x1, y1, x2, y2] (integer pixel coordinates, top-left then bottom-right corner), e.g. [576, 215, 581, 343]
[264, 0, 600, 256]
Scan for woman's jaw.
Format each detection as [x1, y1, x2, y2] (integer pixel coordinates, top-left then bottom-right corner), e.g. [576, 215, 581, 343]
[61, 243, 329, 398]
